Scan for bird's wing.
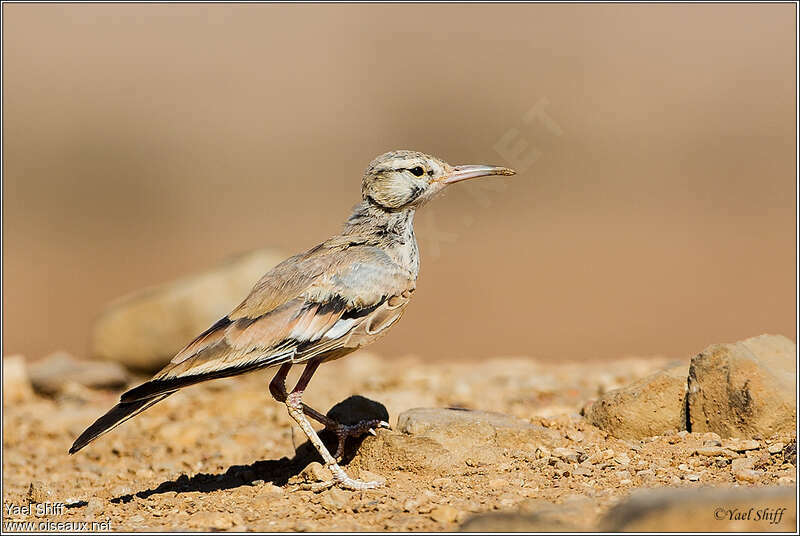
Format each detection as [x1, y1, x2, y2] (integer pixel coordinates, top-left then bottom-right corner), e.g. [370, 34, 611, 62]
[120, 244, 414, 403]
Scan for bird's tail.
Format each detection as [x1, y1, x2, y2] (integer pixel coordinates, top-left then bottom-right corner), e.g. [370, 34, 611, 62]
[68, 392, 175, 454]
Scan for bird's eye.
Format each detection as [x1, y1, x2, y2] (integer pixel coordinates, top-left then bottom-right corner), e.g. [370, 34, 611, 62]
[409, 166, 425, 177]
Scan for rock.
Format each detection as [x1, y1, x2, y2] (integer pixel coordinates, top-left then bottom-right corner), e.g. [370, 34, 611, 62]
[351, 430, 456, 475]
[586, 363, 688, 439]
[189, 511, 233, 530]
[461, 512, 579, 532]
[462, 496, 592, 532]
[319, 488, 350, 511]
[299, 462, 334, 484]
[602, 486, 796, 531]
[574, 466, 593, 477]
[566, 429, 585, 442]
[91, 248, 285, 371]
[28, 352, 128, 395]
[613, 452, 631, 466]
[687, 334, 796, 438]
[734, 469, 762, 483]
[768, 442, 785, 454]
[615, 470, 632, 480]
[552, 447, 579, 463]
[353, 408, 560, 475]
[722, 439, 760, 452]
[255, 483, 284, 497]
[397, 407, 540, 436]
[3, 355, 34, 405]
[694, 446, 725, 457]
[430, 505, 459, 524]
[398, 407, 559, 460]
[731, 457, 755, 472]
[358, 470, 386, 486]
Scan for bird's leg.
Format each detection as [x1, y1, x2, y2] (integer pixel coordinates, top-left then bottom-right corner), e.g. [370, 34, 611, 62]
[268, 364, 389, 460]
[284, 361, 384, 491]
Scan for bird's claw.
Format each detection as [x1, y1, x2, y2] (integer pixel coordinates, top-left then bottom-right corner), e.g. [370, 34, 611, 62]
[329, 419, 390, 460]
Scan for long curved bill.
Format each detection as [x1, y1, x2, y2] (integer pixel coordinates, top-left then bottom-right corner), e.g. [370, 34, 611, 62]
[443, 164, 517, 184]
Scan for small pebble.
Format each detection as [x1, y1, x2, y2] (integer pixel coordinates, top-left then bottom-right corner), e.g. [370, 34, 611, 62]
[768, 442, 785, 454]
[722, 439, 760, 452]
[734, 469, 762, 483]
[573, 466, 592, 477]
[300, 462, 333, 483]
[359, 470, 386, 486]
[566, 429, 585, 442]
[694, 446, 724, 457]
[319, 488, 350, 511]
[731, 458, 755, 472]
[613, 453, 631, 466]
[553, 447, 579, 463]
[430, 505, 459, 524]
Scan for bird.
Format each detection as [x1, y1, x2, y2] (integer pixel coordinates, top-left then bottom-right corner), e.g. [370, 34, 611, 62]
[69, 150, 516, 490]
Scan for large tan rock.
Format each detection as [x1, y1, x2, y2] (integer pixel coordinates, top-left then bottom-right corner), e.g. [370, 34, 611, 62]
[461, 496, 595, 532]
[91, 248, 285, 371]
[601, 485, 795, 532]
[352, 408, 560, 476]
[687, 334, 796, 438]
[28, 352, 128, 396]
[587, 363, 688, 439]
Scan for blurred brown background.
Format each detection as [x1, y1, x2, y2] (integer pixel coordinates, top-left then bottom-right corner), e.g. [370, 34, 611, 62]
[2, 4, 796, 364]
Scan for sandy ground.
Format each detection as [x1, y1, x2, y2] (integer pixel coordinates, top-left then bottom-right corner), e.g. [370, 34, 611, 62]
[2, 353, 796, 531]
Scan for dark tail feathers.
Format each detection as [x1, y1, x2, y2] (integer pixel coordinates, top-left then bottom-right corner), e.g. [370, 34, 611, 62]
[69, 392, 174, 454]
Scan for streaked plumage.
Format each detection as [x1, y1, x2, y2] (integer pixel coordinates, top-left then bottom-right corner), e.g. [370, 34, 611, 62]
[70, 150, 515, 490]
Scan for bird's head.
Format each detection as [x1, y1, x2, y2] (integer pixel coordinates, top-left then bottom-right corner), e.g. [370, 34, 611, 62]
[361, 150, 515, 211]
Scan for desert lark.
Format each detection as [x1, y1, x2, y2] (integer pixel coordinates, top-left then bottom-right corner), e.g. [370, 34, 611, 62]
[70, 150, 515, 490]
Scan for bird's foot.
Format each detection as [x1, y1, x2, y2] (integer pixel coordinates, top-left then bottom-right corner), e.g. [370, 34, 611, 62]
[328, 419, 390, 460]
[301, 463, 385, 492]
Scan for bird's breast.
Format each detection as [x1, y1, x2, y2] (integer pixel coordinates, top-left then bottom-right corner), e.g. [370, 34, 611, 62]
[384, 229, 420, 279]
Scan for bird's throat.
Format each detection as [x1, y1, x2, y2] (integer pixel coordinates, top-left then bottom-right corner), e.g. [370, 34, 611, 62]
[343, 201, 420, 277]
